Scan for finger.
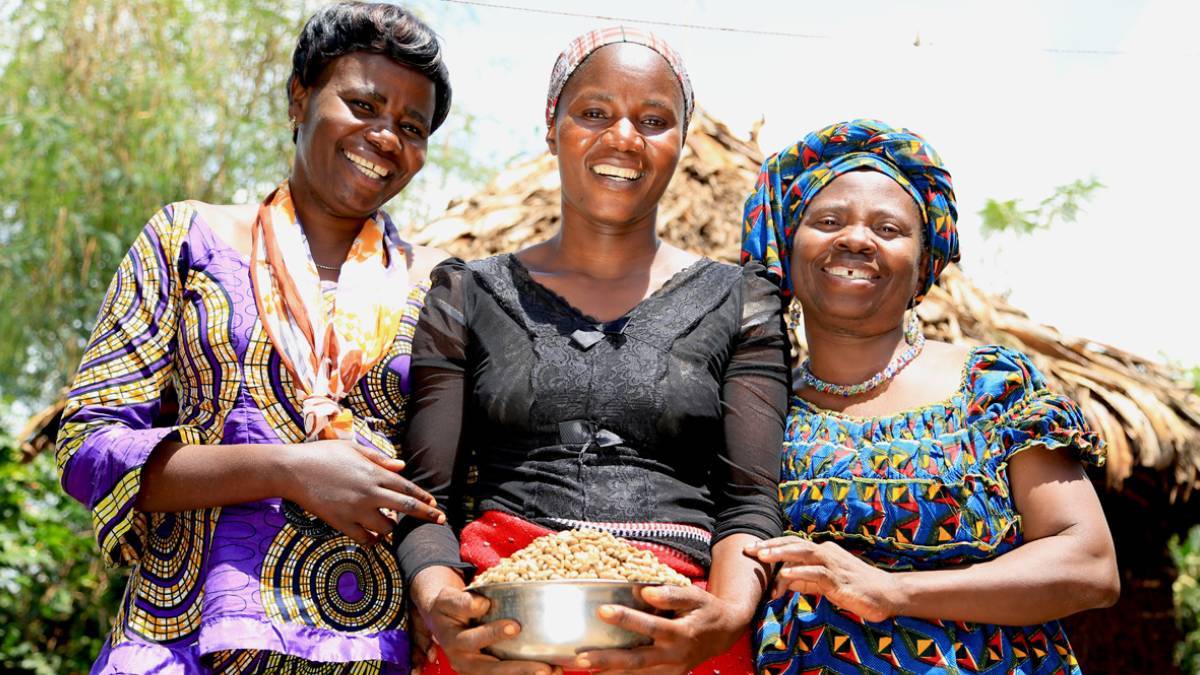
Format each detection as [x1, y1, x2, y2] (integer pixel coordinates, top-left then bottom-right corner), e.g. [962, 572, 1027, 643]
[745, 536, 800, 552]
[376, 488, 446, 524]
[337, 522, 377, 547]
[574, 644, 666, 671]
[639, 584, 705, 612]
[776, 565, 829, 596]
[360, 509, 397, 538]
[455, 619, 521, 652]
[593, 604, 677, 640]
[378, 471, 439, 507]
[438, 589, 491, 621]
[753, 539, 821, 564]
[355, 444, 408, 473]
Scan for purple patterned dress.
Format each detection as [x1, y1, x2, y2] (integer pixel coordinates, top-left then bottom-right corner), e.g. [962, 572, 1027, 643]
[56, 202, 426, 673]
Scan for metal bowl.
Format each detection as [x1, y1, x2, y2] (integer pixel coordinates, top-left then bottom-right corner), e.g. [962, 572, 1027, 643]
[469, 579, 665, 664]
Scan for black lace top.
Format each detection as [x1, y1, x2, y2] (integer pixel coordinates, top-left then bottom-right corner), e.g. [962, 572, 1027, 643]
[396, 254, 789, 579]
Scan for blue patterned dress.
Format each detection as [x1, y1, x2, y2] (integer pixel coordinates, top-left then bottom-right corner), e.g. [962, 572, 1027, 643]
[756, 345, 1104, 675]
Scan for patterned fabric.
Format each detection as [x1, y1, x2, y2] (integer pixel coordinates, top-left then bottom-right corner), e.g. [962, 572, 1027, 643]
[756, 345, 1104, 674]
[545, 25, 695, 134]
[252, 181, 410, 440]
[740, 119, 958, 302]
[57, 202, 426, 672]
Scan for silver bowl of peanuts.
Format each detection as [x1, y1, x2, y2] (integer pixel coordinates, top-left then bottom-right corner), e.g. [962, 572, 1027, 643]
[467, 529, 692, 665]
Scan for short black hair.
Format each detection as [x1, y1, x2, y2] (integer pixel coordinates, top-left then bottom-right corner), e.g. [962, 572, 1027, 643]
[290, 2, 452, 132]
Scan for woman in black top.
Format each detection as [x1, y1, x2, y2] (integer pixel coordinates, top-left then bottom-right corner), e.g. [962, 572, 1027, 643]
[397, 27, 789, 674]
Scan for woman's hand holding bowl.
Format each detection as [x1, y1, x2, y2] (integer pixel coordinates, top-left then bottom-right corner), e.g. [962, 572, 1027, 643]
[413, 568, 559, 675]
[571, 584, 743, 673]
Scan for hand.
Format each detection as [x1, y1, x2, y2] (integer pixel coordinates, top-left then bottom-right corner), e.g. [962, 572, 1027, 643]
[421, 584, 558, 675]
[572, 584, 742, 673]
[280, 440, 444, 544]
[746, 536, 900, 622]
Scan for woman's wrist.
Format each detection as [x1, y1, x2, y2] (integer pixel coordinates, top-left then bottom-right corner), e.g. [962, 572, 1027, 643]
[276, 443, 310, 501]
[885, 570, 914, 619]
[706, 585, 759, 626]
[411, 565, 467, 614]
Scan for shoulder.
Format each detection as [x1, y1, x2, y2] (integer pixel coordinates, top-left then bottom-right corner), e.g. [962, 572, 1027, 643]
[726, 260, 784, 309]
[179, 200, 256, 257]
[964, 344, 1050, 416]
[407, 244, 453, 283]
[464, 252, 514, 277]
[965, 344, 1104, 467]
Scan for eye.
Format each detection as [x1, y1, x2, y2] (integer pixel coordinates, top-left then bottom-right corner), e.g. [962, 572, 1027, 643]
[641, 116, 666, 129]
[350, 99, 374, 114]
[876, 222, 903, 237]
[401, 122, 428, 139]
[580, 108, 607, 120]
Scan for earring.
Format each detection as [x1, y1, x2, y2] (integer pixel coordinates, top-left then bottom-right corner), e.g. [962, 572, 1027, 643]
[904, 308, 922, 345]
[289, 116, 299, 133]
[788, 298, 804, 329]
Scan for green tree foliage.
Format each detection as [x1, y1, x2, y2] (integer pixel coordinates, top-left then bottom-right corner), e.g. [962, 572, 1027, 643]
[0, 433, 124, 675]
[978, 177, 1104, 237]
[0, 0, 312, 402]
[1171, 526, 1200, 673]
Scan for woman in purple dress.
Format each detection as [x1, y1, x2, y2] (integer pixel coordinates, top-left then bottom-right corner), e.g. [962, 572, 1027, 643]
[56, 3, 452, 672]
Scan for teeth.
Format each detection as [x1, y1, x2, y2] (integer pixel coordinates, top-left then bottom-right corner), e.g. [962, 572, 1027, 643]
[591, 164, 642, 181]
[344, 151, 389, 179]
[826, 266, 875, 280]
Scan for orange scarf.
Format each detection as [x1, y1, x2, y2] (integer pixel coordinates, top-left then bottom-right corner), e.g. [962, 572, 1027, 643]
[250, 181, 410, 440]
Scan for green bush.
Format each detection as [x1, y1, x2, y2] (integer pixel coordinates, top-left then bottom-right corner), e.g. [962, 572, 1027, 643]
[0, 441, 124, 675]
[1171, 524, 1200, 673]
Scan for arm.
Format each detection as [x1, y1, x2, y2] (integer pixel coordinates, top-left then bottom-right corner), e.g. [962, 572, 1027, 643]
[750, 349, 1119, 626]
[891, 445, 1118, 623]
[59, 205, 440, 564]
[751, 446, 1118, 625]
[137, 438, 443, 545]
[56, 205, 204, 565]
[399, 261, 551, 674]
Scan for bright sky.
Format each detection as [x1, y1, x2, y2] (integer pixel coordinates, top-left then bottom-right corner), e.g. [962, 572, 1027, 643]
[406, 0, 1200, 366]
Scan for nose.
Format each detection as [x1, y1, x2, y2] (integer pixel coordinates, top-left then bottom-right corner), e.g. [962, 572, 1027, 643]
[366, 124, 400, 154]
[834, 222, 876, 254]
[602, 117, 645, 152]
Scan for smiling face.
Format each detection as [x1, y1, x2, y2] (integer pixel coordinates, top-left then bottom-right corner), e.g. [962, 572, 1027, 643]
[789, 170, 926, 332]
[546, 43, 685, 231]
[287, 52, 436, 221]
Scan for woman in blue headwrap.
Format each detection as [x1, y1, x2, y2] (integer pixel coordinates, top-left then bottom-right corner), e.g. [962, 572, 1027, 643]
[740, 119, 1119, 674]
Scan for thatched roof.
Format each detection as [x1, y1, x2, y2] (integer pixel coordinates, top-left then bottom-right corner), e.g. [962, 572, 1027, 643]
[404, 108, 1200, 497]
[20, 110, 1200, 498]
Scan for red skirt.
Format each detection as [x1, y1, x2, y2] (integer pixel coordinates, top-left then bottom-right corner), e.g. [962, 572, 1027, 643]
[421, 511, 753, 674]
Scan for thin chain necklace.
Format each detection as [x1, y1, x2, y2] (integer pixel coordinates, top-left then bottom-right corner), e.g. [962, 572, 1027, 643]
[311, 259, 342, 271]
[799, 312, 925, 397]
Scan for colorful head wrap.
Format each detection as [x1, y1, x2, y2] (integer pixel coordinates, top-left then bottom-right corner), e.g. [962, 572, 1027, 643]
[545, 26, 695, 136]
[740, 119, 958, 304]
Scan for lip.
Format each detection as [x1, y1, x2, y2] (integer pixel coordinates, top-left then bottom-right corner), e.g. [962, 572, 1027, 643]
[587, 156, 645, 183]
[343, 148, 396, 182]
[820, 264, 882, 282]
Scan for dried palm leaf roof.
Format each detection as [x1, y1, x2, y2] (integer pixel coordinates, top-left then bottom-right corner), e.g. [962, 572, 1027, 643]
[20, 110, 1200, 498]
[404, 107, 1200, 497]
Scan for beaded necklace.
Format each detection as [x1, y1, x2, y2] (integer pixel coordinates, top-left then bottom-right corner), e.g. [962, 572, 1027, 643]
[799, 312, 925, 397]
